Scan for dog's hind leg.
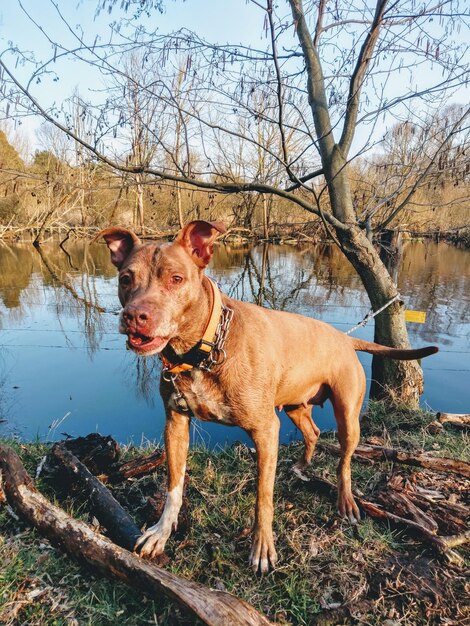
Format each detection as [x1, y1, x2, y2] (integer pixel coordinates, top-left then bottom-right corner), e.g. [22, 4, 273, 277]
[284, 404, 320, 472]
[331, 389, 363, 524]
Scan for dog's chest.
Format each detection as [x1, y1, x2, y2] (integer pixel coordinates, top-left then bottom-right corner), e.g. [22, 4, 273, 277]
[169, 370, 232, 424]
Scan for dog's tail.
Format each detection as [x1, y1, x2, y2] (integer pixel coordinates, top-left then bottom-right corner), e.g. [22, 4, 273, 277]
[350, 338, 438, 360]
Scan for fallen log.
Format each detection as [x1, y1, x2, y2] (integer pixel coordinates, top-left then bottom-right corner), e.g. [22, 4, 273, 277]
[407, 492, 468, 535]
[0, 443, 272, 626]
[436, 412, 470, 424]
[51, 443, 187, 545]
[51, 443, 141, 551]
[376, 473, 469, 535]
[294, 469, 469, 566]
[436, 412, 470, 431]
[407, 491, 469, 519]
[104, 449, 166, 483]
[376, 490, 439, 534]
[44, 433, 120, 477]
[358, 501, 469, 567]
[317, 442, 470, 478]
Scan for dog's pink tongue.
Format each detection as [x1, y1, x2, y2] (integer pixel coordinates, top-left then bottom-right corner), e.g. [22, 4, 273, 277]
[128, 334, 148, 347]
[127, 334, 168, 352]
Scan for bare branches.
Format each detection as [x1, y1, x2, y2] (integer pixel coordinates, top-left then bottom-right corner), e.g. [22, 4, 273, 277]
[313, 0, 326, 49]
[288, 0, 336, 160]
[377, 105, 470, 230]
[339, 0, 388, 158]
[0, 55, 351, 231]
[266, 0, 294, 181]
[1, 0, 468, 237]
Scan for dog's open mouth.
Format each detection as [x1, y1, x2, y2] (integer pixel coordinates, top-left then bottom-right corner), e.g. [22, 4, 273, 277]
[126, 332, 168, 354]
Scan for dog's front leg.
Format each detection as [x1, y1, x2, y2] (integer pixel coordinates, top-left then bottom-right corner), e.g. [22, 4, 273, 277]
[249, 416, 280, 574]
[135, 409, 190, 558]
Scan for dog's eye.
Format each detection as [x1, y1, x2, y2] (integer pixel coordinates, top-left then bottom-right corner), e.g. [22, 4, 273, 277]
[171, 275, 183, 285]
[119, 274, 132, 288]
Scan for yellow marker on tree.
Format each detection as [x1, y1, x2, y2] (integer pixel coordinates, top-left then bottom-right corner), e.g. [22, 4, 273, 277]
[405, 310, 427, 324]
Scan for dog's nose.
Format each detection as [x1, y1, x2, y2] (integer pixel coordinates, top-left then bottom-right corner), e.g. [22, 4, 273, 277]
[123, 305, 150, 328]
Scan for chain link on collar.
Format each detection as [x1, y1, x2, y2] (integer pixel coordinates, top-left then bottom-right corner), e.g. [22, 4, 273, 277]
[162, 305, 234, 410]
[202, 304, 234, 371]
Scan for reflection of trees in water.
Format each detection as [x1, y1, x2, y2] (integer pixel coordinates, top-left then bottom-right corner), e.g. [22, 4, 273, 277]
[223, 245, 318, 311]
[0, 243, 34, 314]
[0, 347, 18, 438]
[213, 242, 367, 313]
[0, 240, 114, 356]
[134, 355, 161, 407]
[34, 244, 106, 356]
[0, 240, 468, 413]
[212, 241, 470, 353]
[398, 242, 470, 345]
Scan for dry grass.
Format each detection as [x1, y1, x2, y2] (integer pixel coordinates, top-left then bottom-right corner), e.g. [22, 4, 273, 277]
[0, 402, 469, 625]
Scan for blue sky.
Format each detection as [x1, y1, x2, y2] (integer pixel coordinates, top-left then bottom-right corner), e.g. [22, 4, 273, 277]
[1, 0, 469, 158]
[0, 0, 270, 149]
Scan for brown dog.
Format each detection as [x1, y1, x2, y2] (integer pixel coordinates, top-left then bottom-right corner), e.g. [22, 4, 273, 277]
[97, 220, 438, 573]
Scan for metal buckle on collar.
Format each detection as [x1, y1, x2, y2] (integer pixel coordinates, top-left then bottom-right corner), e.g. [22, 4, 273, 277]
[198, 338, 215, 353]
[162, 305, 233, 375]
[162, 368, 175, 383]
[162, 371, 190, 412]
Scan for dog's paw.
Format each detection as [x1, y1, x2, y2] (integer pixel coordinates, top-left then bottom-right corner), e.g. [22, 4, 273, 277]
[134, 522, 171, 559]
[249, 529, 277, 574]
[292, 460, 310, 477]
[337, 492, 361, 524]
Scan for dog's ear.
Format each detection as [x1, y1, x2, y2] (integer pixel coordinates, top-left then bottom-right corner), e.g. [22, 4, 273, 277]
[176, 220, 226, 268]
[94, 227, 141, 268]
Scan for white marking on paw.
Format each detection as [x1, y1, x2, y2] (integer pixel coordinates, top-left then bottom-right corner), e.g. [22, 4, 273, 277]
[135, 467, 185, 557]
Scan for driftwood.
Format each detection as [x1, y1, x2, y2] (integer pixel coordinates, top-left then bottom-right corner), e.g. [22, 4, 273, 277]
[52, 442, 187, 544]
[295, 470, 469, 567]
[49, 436, 184, 540]
[405, 492, 469, 534]
[51, 443, 141, 551]
[317, 441, 470, 478]
[0, 443, 272, 626]
[376, 490, 439, 533]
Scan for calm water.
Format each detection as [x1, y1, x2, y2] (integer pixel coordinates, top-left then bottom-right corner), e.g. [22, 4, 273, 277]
[0, 239, 468, 447]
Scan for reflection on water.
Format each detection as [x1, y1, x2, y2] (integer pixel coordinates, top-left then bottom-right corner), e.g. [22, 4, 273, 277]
[0, 238, 468, 446]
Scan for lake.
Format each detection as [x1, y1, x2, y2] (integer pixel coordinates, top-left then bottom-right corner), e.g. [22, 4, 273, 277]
[0, 238, 468, 448]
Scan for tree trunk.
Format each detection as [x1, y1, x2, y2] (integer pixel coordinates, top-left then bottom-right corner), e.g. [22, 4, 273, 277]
[288, 0, 425, 407]
[378, 229, 403, 283]
[136, 173, 145, 235]
[321, 144, 423, 406]
[262, 194, 269, 239]
[176, 182, 184, 229]
[336, 224, 424, 406]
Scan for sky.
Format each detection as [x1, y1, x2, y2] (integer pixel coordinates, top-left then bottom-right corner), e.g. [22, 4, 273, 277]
[0, 0, 270, 152]
[1, 0, 469, 160]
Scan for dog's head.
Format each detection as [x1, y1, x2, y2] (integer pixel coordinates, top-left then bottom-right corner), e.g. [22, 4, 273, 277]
[96, 220, 226, 355]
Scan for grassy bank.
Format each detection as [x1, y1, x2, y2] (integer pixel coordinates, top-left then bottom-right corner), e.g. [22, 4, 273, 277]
[1, 402, 468, 625]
